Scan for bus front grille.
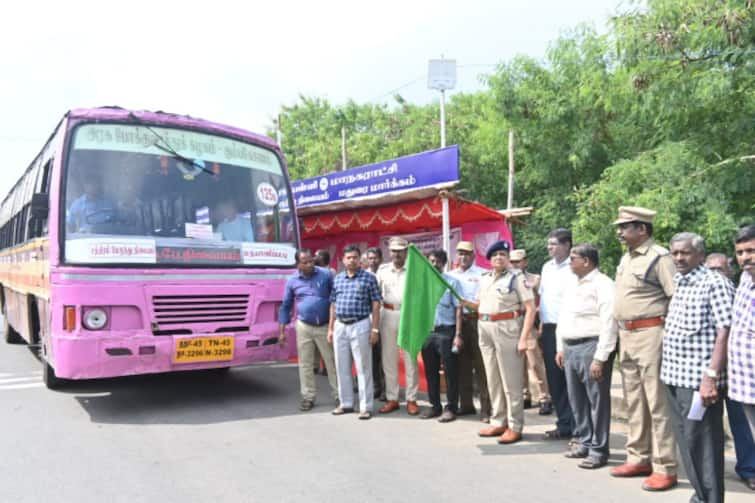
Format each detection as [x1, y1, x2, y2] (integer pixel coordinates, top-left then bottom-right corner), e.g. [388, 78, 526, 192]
[151, 294, 249, 326]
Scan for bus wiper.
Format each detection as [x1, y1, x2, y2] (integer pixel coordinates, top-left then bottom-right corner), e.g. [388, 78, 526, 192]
[131, 116, 215, 177]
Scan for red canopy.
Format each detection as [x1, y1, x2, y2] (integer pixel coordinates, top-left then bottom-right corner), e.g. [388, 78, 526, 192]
[301, 196, 504, 239]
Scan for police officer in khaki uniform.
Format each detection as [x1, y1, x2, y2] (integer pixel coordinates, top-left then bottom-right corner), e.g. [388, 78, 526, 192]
[463, 241, 536, 444]
[510, 249, 552, 415]
[610, 206, 678, 492]
[376, 237, 420, 415]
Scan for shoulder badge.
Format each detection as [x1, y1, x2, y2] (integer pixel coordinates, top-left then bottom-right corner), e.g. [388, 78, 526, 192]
[650, 244, 670, 256]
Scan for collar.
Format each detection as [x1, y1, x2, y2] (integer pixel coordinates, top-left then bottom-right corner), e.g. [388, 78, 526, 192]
[547, 257, 571, 268]
[297, 266, 324, 280]
[630, 239, 653, 256]
[676, 264, 706, 285]
[577, 268, 599, 283]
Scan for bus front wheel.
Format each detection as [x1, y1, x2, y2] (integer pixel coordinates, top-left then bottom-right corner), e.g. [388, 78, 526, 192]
[3, 315, 24, 344]
[43, 360, 66, 390]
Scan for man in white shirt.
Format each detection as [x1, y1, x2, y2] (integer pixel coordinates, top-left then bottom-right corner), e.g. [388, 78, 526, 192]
[448, 241, 491, 422]
[556, 243, 618, 469]
[540, 228, 577, 439]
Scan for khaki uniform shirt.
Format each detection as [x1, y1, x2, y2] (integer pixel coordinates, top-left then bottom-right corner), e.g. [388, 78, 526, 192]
[613, 239, 676, 321]
[477, 270, 534, 336]
[376, 263, 406, 307]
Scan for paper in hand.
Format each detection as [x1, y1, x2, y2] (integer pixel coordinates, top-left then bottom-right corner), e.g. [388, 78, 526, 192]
[687, 392, 706, 421]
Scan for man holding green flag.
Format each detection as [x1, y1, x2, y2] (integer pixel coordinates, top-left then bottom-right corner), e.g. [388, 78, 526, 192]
[397, 244, 462, 359]
[417, 249, 464, 422]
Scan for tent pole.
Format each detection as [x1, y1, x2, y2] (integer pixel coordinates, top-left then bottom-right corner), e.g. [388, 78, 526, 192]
[441, 193, 450, 271]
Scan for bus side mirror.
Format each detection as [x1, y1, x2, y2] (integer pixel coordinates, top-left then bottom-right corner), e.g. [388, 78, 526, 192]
[30, 193, 49, 220]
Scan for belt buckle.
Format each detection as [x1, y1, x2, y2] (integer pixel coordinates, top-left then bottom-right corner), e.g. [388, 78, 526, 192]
[480, 314, 491, 322]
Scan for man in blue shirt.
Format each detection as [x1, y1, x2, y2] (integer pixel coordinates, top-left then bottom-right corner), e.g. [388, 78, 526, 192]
[421, 249, 463, 423]
[67, 178, 117, 233]
[328, 244, 382, 420]
[279, 249, 338, 411]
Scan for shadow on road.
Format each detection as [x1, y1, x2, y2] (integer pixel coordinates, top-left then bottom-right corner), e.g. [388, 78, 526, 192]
[66, 364, 308, 425]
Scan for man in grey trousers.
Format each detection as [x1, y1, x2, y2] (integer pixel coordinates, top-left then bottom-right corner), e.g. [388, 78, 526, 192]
[556, 243, 618, 469]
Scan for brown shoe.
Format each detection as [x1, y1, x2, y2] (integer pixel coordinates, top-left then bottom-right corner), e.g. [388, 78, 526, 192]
[610, 463, 653, 478]
[379, 400, 399, 414]
[642, 473, 677, 491]
[478, 426, 507, 437]
[406, 401, 420, 416]
[497, 430, 522, 444]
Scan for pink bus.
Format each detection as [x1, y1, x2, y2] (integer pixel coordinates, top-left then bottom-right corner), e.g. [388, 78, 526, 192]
[0, 107, 298, 388]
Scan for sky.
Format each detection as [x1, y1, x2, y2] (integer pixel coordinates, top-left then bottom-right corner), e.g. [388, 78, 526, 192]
[0, 0, 621, 195]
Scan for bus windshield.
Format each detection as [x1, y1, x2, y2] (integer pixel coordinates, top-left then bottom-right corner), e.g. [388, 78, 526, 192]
[63, 123, 296, 267]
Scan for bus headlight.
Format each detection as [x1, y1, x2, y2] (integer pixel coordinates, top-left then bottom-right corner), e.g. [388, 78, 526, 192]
[83, 308, 108, 330]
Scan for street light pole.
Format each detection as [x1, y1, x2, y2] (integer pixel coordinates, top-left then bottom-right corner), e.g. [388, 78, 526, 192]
[428, 57, 456, 264]
[440, 88, 446, 149]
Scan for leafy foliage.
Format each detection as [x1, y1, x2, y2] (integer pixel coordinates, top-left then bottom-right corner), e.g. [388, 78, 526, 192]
[271, 0, 754, 272]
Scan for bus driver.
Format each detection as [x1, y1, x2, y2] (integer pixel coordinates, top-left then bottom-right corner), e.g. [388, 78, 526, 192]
[66, 177, 117, 233]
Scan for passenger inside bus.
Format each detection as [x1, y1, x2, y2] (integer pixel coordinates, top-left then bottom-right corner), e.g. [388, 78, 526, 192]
[215, 199, 254, 242]
[66, 177, 117, 233]
[115, 183, 145, 235]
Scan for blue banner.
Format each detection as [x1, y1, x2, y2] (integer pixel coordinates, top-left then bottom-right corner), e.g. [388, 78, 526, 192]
[292, 145, 459, 208]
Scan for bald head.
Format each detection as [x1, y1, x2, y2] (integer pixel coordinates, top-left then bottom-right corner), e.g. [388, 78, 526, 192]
[705, 253, 732, 280]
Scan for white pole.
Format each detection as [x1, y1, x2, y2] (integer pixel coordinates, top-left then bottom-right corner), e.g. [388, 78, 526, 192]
[507, 130, 514, 209]
[341, 126, 347, 171]
[440, 89, 447, 148]
[441, 194, 450, 267]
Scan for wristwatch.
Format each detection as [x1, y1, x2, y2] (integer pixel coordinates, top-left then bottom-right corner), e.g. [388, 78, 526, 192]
[704, 368, 719, 379]
[371, 328, 380, 334]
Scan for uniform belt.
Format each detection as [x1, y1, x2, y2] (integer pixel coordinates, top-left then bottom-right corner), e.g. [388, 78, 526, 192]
[337, 316, 369, 325]
[382, 302, 400, 310]
[618, 316, 664, 331]
[478, 310, 524, 322]
[463, 312, 478, 319]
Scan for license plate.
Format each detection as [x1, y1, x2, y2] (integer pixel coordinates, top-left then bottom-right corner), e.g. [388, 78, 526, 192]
[174, 336, 235, 363]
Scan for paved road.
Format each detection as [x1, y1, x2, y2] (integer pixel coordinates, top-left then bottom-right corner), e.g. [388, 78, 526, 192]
[0, 341, 751, 503]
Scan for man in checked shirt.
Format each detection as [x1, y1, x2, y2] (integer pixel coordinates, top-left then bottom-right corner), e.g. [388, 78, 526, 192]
[662, 233, 734, 503]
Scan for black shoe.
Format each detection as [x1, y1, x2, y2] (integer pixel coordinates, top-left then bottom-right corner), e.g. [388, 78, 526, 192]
[538, 401, 553, 415]
[421, 408, 442, 419]
[299, 399, 315, 411]
[523, 398, 533, 409]
[457, 406, 477, 416]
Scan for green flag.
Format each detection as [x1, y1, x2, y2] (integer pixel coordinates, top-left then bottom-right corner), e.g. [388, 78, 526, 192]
[397, 244, 462, 359]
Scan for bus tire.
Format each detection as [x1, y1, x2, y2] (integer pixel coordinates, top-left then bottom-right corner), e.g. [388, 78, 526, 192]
[206, 366, 231, 376]
[3, 314, 24, 344]
[43, 360, 66, 390]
